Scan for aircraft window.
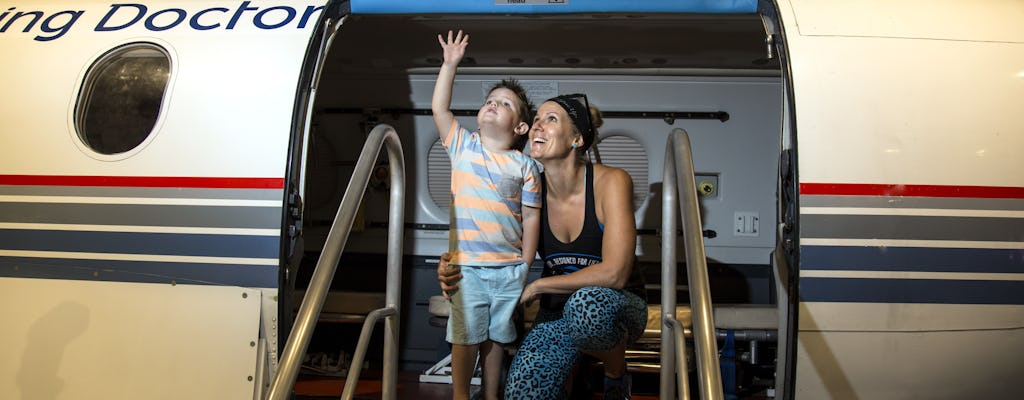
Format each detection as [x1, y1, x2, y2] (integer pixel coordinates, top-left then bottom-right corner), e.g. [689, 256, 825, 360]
[427, 139, 452, 213]
[75, 43, 170, 155]
[591, 135, 648, 210]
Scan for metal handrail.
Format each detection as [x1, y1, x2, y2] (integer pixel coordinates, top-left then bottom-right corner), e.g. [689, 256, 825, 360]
[661, 128, 723, 400]
[265, 124, 406, 400]
[665, 318, 691, 399]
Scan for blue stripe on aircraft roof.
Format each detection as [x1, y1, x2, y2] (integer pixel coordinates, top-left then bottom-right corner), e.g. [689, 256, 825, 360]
[350, 0, 758, 14]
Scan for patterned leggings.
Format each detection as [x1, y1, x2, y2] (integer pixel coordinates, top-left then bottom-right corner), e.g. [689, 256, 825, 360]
[504, 286, 647, 400]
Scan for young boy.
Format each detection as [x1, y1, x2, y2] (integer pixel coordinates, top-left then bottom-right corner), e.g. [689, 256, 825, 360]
[431, 30, 541, 400]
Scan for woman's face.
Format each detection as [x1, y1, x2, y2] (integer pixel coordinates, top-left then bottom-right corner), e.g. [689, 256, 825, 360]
[529, 101, 580, 162]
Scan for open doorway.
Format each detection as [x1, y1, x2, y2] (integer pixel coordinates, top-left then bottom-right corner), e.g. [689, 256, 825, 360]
[292, 5, 791, 398]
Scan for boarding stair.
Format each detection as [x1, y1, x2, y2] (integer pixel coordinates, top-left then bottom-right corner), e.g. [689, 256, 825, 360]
[650, 128, 783, 400]
[263, 124, 406, 400]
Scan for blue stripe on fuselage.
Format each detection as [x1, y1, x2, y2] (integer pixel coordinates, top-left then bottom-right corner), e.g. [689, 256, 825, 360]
[0, 256, 277, 287]
[801, 245, 1024, 304]
[0, 229, 278, 259]
[800, 277, 1024, 305]
[802, 245, 1023, 274]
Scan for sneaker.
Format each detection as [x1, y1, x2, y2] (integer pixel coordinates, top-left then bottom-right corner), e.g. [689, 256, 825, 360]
[603, 373, 632, 400]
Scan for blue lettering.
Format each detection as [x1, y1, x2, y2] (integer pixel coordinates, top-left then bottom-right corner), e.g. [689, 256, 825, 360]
[189, 7, 228, 30]
[227, 1, 258, 30]
[4, 2, 323, 41]
[297, 6, 322, 29]
[36, 10, 83, 41]
[254, 6, 295, 29]
[144, 8, 186, 31]
[0, 7, 15, 28]
[1, 11, 43, 33]
[96, 3, 147, 32]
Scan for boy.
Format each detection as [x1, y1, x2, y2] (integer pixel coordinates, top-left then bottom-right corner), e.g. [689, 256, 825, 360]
[431, 30, 541, 400]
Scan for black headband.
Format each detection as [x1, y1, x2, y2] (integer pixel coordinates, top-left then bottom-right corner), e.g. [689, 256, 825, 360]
[548, 93, 594, 148]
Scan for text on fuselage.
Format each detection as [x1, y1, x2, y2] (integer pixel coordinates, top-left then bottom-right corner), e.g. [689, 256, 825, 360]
[0, 2, 323, 42]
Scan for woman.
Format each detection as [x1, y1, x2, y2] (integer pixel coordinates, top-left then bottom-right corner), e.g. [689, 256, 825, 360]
[439, 93, 648, 400]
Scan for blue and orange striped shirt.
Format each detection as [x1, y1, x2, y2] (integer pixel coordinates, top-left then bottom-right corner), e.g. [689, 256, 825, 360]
[444, 120, 542, 267]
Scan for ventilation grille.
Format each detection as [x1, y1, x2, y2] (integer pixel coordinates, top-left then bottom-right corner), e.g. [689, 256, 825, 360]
[593, 135, 649, 210]
[427, 139, 452, 213]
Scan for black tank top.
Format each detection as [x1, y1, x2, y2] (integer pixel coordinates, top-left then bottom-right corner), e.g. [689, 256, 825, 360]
[538, 163, 646, 311]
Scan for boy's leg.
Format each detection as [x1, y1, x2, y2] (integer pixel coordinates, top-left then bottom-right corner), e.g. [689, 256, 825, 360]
[451, 343, 480, 400]
[448, 267, 489, 400]
[478, 340, 505, 400]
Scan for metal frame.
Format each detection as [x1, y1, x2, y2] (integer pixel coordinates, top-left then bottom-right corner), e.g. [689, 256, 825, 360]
[661, 128, 724, 400]
[265, 124, 405, 400]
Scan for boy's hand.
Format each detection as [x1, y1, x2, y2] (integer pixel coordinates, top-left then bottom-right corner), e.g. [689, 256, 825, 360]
[437, 252, 462, 300]
[437, 30, 469, 67]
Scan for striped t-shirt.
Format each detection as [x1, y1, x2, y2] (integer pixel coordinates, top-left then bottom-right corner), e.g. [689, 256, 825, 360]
[444, 120, 542, 267]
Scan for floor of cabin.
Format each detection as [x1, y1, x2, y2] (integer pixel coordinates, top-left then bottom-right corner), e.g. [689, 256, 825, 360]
[294, 370, 452, 399]
[293, 370, 663, 400]
[293, 367, 774, 399]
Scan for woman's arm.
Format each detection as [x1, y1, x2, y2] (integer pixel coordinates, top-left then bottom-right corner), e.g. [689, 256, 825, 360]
[520, 165, 636, 305]
[593, 165, 638, 287]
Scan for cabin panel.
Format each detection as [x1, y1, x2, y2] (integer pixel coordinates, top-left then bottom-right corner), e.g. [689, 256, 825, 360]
[0, 278, 262, 399]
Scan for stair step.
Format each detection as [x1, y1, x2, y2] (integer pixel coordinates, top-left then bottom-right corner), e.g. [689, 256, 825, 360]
[642, 304, 777, 340]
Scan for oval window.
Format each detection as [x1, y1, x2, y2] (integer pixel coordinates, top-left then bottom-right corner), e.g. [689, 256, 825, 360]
[75, 43, 170, 155]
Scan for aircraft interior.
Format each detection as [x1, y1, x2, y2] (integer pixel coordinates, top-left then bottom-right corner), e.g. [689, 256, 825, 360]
[292, 11, 787, 398]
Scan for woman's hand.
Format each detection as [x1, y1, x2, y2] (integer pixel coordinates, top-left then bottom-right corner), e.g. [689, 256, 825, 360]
[519, 280, 541, 307]
[436, 252, 462, 300]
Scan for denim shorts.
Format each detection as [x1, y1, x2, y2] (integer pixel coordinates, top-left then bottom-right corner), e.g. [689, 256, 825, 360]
[446, 262, 529, 345]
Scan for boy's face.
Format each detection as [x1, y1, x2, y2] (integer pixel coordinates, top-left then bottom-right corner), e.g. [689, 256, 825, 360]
[477, 88, 524, 136]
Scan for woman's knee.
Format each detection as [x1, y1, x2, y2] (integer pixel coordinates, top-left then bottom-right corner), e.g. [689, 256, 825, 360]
[564, 287, 627, 350]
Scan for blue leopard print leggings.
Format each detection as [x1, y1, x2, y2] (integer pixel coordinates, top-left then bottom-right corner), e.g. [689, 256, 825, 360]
[504, 286, 648, 400]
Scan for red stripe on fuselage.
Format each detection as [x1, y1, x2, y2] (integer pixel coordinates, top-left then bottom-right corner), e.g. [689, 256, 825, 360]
[0, 175, 285, 189]
[800, 183, 1024, 199]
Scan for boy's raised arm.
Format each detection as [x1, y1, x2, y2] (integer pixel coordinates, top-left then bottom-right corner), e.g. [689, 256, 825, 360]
[431, 30, 469, 142]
